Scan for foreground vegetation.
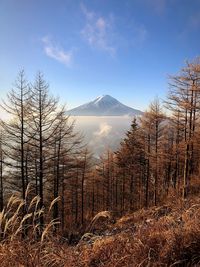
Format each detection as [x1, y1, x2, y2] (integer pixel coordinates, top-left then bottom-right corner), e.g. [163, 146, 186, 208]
[0, 187, 199, 267]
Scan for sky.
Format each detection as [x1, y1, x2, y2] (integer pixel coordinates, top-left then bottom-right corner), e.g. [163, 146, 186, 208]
[1, 0, 200, 111]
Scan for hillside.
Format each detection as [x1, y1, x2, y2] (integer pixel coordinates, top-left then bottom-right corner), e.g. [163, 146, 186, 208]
[0, 192, 199, 267]
[68, 194, 200, 267]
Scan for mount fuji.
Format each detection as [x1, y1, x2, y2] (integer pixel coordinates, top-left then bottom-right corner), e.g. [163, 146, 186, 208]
[67, 95, 142, 116]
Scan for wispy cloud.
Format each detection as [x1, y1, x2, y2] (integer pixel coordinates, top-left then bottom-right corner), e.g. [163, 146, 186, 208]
[80, 4, 116, 56]
[42, 36, 73, 66]
[80, 4, 148, 53]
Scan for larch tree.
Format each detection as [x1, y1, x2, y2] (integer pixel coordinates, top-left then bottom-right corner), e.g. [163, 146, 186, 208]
[115, 118, 145, 211]
[0, 70, 30, 199]
[27, 72, 65, 226]
[166, 58, 200, 198]
[51, 111, 81, 227]
[140, 99, 165, 206]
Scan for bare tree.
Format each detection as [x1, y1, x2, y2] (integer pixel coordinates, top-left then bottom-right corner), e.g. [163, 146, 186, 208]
[27, 72, 64, 226]
[0, 70, 30, 199]
[140, 99, 165, 206]
[166, 58, 200, 198]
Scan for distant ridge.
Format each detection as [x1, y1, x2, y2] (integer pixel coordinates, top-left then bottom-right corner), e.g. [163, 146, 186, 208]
[66, 95, 142, 116]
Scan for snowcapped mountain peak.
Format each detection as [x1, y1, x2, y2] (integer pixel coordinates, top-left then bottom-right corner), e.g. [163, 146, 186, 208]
[67, 95, 142, 116]
[93, 94, 112, 101]
[93, 95, 105, 103]
[93, 95, 118, 105]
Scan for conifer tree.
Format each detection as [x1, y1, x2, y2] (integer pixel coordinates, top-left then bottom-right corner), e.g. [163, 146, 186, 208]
[0, 70, 30, 199]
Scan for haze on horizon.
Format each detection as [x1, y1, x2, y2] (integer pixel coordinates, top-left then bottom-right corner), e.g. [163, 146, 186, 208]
[1, 0, 200, 111]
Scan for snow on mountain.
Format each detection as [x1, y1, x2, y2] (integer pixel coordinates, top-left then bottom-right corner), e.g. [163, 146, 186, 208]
[67, 95, 142, 116]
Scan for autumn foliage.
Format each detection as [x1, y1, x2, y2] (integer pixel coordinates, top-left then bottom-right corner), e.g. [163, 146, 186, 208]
[0, 59, 200, 266]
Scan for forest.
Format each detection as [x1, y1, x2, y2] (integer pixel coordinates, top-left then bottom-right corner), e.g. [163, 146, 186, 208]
[0, 58, 200, 266]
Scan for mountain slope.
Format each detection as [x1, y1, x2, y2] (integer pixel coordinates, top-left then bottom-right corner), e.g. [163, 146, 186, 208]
[67, 95, 142, 116]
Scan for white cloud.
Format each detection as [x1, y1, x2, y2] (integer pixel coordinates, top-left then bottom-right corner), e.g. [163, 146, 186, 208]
[96, 18, 106, 31]
[80, 3, 95, 20]
[42, 36, 73, 66]
[80, 4, 148, 54]
[80, 4, 116, 55]
[94, 122, 112, 137]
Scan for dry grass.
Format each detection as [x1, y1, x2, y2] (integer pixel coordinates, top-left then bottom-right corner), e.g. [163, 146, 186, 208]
[0, 185, 63, 267]
[0, 185, 59, 242]
[72, 196, 200, 267]
[86, 211, 112, 233]
[0, 189, 199, 266]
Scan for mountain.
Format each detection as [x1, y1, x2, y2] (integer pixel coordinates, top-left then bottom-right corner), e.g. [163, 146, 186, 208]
[66, 95, 143, 116]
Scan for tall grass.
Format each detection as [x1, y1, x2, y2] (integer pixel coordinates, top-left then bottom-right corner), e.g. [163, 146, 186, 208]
[0, 186, 199, 266]
[0, 184, 59, 242]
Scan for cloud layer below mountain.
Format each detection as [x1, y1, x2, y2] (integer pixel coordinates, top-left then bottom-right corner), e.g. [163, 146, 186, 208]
[71, 116, 132, 155]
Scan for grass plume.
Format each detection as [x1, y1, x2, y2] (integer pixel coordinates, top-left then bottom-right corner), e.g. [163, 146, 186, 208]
[0, 188, 199, 266]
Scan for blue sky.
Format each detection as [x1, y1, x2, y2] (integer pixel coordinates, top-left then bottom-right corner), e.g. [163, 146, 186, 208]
[0, 0, 200, 111]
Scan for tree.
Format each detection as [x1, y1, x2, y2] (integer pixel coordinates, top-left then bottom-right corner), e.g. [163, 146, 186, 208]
[0, 70, 30, 199]
[166, 58, 200, 198]
[27, 72, 65, 226]
[51, 111, 81, 228]
[140, 99, 165, 206]
[116, 118, 145, 211]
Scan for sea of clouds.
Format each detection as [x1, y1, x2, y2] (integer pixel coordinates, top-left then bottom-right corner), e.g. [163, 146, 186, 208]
[71, 116, 133, 156]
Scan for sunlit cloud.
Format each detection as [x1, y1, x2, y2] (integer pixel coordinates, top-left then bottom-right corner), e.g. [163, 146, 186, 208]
[80, 4, 116, 56]
[42, 36, 73, 66]
[94, 122, 112, 137]
[69, 116, 132, 155]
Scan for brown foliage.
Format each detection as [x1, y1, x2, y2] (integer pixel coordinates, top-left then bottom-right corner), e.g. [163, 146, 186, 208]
[0, 193, 199, 266]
